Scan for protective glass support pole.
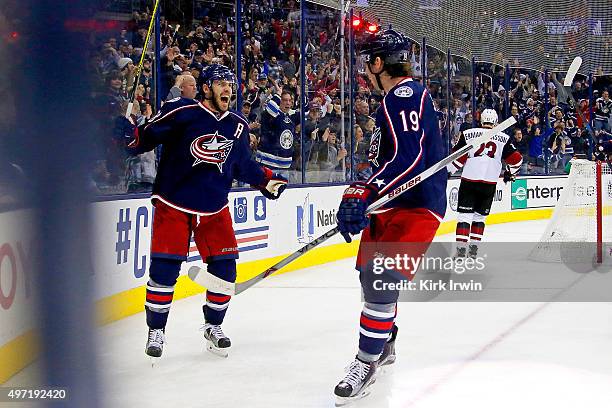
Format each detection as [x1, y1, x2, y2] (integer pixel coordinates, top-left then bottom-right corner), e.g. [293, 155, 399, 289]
[596, 160, 603, 264]
[544, 70, 550, 131]
[300, 0, 307, 184]
[339, 0, 346, 180]
[544, 69, 550, 175]
[588, 73, 594, 129]
[155, 3, 162, 163]
[235, 0, 243, 110]
[504, 64, 510, 120]
[446, 48, 452, 156]
[350, 9, 356, 180]
[471, 57, 477, 126]
[155, 5, 161, 111]
[422, 37, 427, 82]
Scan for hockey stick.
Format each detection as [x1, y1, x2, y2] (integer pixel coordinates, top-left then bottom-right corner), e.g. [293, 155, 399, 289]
[189, 116, 517, 295]
[552, 56, 596, 141]
[125, 0, 161, 118]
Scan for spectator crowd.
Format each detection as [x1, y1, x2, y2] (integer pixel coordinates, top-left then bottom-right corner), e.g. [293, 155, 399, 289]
[88, 1, 612, 195]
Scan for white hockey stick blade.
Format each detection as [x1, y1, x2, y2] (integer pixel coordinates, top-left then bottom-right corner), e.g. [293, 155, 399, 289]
[187, 116, 517, 296]
[564, 57, 583, 86]
[188, 266, 236, 295]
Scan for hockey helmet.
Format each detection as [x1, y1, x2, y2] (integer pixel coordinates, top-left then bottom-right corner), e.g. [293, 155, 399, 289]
[481, 109, 499, 126]
[359, 29, 411, 66]
[201, 64, 236, 88]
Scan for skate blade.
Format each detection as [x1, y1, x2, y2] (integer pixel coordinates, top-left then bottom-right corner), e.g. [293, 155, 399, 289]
[148, 356, 161, 367]
[335, 389, 371, 407]
[379, 355, 396, 368]
[206, 342, 229, 358]
[378, 358, 396, 375]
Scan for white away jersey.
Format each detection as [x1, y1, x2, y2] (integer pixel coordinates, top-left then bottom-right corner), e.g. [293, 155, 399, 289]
[450, 127, 522, 184]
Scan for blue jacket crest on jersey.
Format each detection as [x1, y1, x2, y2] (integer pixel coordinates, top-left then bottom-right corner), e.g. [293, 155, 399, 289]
[128, 97, 266, 214]
[256, 94, 296, 169]
[190, 132, 234, 171]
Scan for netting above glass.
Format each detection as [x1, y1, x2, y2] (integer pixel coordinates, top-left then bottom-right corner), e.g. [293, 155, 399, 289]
[353, 0, 612, 75]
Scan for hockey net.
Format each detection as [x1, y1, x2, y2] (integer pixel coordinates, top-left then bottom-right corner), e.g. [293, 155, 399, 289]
[530, 159, 612, 264]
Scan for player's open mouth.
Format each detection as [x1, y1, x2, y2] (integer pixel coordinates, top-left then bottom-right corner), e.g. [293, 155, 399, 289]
[220, 96, 230, 103]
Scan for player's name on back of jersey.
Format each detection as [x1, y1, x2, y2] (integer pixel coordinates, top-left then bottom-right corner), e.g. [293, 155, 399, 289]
[466, 130, 509, 144]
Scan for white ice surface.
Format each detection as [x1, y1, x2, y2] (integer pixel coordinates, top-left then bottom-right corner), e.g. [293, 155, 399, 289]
[8, 220, 612, 408]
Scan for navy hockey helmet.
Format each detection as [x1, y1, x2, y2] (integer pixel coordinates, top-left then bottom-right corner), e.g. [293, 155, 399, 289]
[359, 29, 411, 66]
[200, 63, 236, 88]
[359, 29, 411, 89]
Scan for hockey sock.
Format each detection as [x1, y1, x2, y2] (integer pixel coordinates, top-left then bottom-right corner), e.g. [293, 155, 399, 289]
[203, 292, 231, 325]
[145, 280, 175, 329]
[145, 258, 181, 329]
[470, 221, 485, 242]
[202, 259, 236, 325]
[358, 302, 396, 362]
[455, 221, 470, 244]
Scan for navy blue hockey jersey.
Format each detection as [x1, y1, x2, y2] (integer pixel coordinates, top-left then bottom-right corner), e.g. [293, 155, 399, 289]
[367, 78, 447, 218]
[128, 97, 267, 214]
[256, 94, 296, 169]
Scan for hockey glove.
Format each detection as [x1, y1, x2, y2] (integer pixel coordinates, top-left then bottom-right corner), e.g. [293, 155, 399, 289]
[258, 167, 288, 200]
[337, 182, 378, 243]
[503, 167, 516, 184]
[114, 116, 136, 143]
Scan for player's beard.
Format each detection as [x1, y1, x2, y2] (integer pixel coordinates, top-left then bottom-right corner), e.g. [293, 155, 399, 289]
[211, 89, 231, 112]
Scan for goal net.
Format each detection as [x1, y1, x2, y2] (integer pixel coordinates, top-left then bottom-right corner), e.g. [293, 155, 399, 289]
[530, 159, 612, 264]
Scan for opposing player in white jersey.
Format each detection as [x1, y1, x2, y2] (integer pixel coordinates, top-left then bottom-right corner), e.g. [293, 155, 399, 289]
[448, 109, 522, 257]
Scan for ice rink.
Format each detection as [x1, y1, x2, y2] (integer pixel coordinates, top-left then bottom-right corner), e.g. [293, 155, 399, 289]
[8, 219, 612, 408]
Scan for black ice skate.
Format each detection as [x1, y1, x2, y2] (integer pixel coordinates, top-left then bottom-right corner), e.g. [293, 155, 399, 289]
[202, 323, 231, 357]
[468, 244, 479, 258]
[145, 328, 165, 359]
[378, 325, 398, 367]
[334, 357, 378, 406]
[454, 246, 467, 259]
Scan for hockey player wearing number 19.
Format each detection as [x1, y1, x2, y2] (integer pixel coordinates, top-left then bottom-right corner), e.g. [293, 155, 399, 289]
[334, 30, 447, 405]
[447, 108, 523, 258]
[122, 64, 288, 361]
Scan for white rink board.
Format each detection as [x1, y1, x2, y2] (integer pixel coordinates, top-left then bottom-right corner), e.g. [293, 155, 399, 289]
[0, 175, 571, 352]
[89, 185, 349, 299]
[0, 210, 35, 347]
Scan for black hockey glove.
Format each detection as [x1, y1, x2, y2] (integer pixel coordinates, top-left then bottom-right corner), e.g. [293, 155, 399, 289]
[503, 168, 516, 184]
[257, 167, 288, 200]
[114, 116, 136, 145]
[337, 182, 378, 243]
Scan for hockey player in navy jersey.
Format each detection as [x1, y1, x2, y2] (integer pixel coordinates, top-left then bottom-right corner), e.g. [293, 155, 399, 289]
[334, 30, 447, 404]
[448, 108, 522, 258]
[256, 89, 296, 174]
[123, 64, 288, 359]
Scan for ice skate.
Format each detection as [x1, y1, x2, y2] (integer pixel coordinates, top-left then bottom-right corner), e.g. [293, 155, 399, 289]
[454, 246, 467, 259]
[145, 328, 165, 364]
[378, 325, 398, 368]
[334, 357, 378, 406]
[468, 244, 479, 258]
[202, 323, 231, 357]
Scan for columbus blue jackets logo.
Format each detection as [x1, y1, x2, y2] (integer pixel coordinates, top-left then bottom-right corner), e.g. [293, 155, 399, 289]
[394, 86, 414, 98]
[280, 129, 294, 150]
[190, 132, 234, 172]
[368, 126, 382, 167]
